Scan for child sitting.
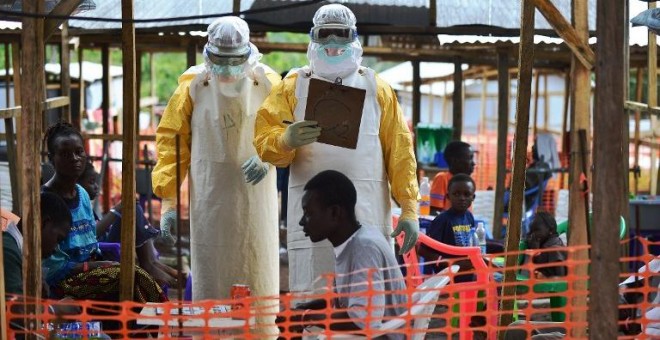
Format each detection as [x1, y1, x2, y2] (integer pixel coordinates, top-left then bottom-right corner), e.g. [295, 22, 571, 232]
[524, 211, 566, 278]
[77, 160, 177, 287]
[419, 173, 476, 279]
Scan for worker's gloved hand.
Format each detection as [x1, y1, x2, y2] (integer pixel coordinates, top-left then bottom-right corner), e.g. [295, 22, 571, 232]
[281, 120, 321, 149]
[391, 218, 419, 255]
[242, 155, 269, 185]
[159, 198, 177, 246]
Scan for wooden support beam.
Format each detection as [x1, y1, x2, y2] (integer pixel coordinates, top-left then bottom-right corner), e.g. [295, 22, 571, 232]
[0, 97, 71, 119]
[101, 44, 111, 213]
[43, 0, 83, 41]
[494, 50, 509, 240]
[119, 0, 137, 302]
[498, 0, 535, 336]
[649, 5, 659, 195]
[187, 41, 197, 68]
[11, 42, 22, 215]
[634, 69, 644, 194]
[412, 60, 421, 132]
[590, 0, 625, 337]
[452, 59, 463, 140]
[60, 22, 71, 122]
[560, 68, 570, 189]
[568, 0, 591, 336]
[533, 70, 541, 138]
[4, 43, 19, 214]
[84, 133, 155, 142]
[76, 47, 84, 130]
[0, 226, 5, 340]
[532, 0, 595, 69]
[625, 101, 660, 116]
[20, 0, 45, 336]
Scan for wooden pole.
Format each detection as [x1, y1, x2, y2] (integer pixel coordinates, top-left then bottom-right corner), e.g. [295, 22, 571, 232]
[149, 52, 155, 130]
[560, 68, 570, 188]
[4, 44, 19, 214]
[11, 42, 22, 214]
[101, 45, 111, 213]
[187, 41, 197, 68]
[498, 0, 534, 336]
[452, 59, 463, 141]
[60, 22, 71, 122]
[20, 0, 45, 337]
[544, 74, 549, 131]
[412, 60, 421, 132]
[428, 83, 435, 124]
[480, 72, 488, 136]
[0, 224, 5, 340]
[533, 70, 540, 138]
[649, 2, 658, 196]
[634, 68, 643, 194]
[568, 0, 591, 336]
[532, 0, 595, 69]
[119, 0, 137, 301]
[590, 0, 624, 337]
[494, 50, 509, 240]
[76, 47, 84, 130]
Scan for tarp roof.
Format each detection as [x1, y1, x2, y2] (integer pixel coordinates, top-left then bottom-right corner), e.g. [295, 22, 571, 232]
[0, 0, 597, 36]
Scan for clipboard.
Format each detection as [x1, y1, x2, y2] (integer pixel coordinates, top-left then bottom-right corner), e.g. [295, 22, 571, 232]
[304, 78, 366, 149]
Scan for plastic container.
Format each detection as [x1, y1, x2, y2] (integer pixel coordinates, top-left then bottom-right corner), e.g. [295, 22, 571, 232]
[475, 221, 487, 254]
[419, 177, 431, 216]
[415, 124, 453, 165]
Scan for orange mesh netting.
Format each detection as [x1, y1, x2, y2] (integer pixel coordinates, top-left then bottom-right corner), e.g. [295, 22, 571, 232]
[4, 239, 660, 339]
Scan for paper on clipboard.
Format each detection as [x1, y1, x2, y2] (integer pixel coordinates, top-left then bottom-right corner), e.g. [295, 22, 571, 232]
[304, 78, 365, 149]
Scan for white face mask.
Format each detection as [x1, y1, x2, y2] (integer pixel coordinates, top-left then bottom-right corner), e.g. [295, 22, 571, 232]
[307, 40, 363, 80]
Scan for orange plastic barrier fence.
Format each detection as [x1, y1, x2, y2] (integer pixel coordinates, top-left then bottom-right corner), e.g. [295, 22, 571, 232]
[4, 238, 660, 339]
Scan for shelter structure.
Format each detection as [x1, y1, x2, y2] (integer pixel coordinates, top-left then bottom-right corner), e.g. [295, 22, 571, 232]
[0, 1, 653, 338]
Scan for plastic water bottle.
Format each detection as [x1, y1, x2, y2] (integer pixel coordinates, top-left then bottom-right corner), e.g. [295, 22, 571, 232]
[419, 177, 431, 216]
[476, 221, 487, 255]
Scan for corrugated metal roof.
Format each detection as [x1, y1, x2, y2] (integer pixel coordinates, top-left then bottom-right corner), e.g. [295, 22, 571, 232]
[67, 0, 251, 30]
[435, 0, 596, 34]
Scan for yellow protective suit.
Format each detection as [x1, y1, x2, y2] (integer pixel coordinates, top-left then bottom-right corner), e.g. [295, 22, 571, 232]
[254, 66, 418, 293]
[153, 63, 281, 336]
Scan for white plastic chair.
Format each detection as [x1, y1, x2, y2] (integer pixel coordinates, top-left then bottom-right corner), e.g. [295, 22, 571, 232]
[303, 265, 459, 340]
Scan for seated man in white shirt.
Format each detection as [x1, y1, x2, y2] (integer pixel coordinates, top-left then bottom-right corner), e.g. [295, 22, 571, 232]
[277, 170, 407, 339]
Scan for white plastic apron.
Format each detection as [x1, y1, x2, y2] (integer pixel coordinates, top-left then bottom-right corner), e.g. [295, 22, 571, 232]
[188, 66, 279, 308]
[287, 67, 391, 293]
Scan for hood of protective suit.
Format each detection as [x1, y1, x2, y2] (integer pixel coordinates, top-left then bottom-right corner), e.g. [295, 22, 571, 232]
[307, 40, 362, 81]
[307, 4, 362, 80]
[203, 16, 261, 84]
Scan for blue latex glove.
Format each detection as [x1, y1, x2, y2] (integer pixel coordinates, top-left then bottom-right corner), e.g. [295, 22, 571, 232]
[159, 208, 177, 246]
[241, 155, 269, 185]
[391, 218, 419, 255]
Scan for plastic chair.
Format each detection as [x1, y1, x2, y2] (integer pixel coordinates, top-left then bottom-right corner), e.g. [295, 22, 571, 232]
[305, 266, 458, 340]
[416, 233, 497, 340]
[393, 214, 497, 339]
[515, 214, 627, 321]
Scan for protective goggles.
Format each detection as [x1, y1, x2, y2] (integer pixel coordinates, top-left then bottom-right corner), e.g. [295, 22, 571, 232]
[204, 45, 250, 66]
[309, 24, 357, 44]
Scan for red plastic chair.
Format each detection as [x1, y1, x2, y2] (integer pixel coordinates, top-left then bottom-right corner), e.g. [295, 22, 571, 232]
[393, 215, 497, 340]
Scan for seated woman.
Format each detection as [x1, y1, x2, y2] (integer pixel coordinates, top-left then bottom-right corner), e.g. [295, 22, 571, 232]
[524, 212, 567, 278]
[77, 160, 177, 287]
[41, 122, 167, 303]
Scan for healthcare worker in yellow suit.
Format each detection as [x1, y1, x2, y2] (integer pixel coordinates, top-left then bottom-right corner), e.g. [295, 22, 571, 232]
[152, 16, 280, 336]
[254, 4, 419, 294]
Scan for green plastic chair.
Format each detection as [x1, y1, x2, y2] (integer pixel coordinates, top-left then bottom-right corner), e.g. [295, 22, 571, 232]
[515, 214, 627, 322]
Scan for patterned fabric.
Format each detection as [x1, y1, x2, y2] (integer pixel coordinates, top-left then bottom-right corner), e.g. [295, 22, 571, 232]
[43, 184, 101, 286]
[53, 264, 167, 303]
